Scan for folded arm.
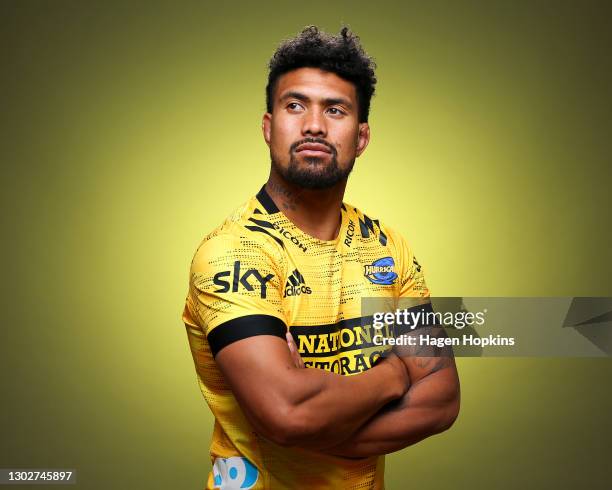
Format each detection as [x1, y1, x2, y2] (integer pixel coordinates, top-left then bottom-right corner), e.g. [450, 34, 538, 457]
[321, 326, 460, 458]
[215, 329, 410, 450]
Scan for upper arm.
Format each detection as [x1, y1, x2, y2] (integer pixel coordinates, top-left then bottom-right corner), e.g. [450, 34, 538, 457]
[386, 226, 460, 390]
[186, 232, 305, 441]
[215, 334, 303, 443]
[397, 315, 460, 423]
[187, 232, 287, 353]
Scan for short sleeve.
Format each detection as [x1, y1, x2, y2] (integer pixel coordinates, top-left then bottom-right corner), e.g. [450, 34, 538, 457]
[185, 232, 287, 356]
[385, 226, 430, 299]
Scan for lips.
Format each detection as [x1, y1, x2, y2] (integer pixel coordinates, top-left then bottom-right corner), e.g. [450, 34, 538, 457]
[296, 143, 331, 153]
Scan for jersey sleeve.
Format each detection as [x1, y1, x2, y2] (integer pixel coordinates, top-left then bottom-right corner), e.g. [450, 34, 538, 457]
[381, 225, 434, 335]
[186, 232, 287, 356]
[385, 225, 430, 300]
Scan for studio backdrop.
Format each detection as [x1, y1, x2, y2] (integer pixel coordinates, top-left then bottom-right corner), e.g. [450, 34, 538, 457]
[1, 1, 611, 489]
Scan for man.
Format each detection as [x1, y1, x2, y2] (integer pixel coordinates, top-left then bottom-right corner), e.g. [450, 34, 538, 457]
[182, 26, 460, 489]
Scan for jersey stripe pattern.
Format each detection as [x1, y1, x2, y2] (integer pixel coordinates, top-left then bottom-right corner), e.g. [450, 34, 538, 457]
[182, 185, 430, 490]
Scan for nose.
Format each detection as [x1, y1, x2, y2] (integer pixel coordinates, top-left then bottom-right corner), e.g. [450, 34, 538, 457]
[302, 108, 327, 137]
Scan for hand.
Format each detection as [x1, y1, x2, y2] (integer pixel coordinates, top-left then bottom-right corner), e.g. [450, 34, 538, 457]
[379, 351, 411, 394]
[286, 331, 305, 369]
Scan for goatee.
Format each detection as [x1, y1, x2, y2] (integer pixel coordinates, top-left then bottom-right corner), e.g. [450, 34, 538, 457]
[271, 139, 355, 190]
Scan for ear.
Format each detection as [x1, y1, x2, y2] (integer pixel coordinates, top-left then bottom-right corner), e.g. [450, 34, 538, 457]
[356, 122, 370, 157]
[262, 113, 272, 147]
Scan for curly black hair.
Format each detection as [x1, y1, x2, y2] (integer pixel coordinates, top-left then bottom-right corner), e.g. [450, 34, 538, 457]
[266, 26, 377, 123]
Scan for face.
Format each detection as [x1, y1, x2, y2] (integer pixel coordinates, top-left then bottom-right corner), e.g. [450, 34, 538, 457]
[263, 67, 370, 190]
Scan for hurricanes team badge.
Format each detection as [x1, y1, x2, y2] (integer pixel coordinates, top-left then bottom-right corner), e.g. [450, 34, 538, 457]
[364, 256, 398, 285]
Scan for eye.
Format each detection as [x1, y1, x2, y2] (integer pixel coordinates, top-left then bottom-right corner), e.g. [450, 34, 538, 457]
[287, 102, 304, 111]
[326, 107, 346, 116]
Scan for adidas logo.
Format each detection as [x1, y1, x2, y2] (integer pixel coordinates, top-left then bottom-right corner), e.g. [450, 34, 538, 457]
[283, 269, 312, 297]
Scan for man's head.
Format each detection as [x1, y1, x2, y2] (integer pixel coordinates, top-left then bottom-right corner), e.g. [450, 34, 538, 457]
[262, 26, 376, 190]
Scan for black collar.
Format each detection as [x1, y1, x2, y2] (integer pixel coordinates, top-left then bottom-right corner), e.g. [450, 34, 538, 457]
[255, 184, 280, 214]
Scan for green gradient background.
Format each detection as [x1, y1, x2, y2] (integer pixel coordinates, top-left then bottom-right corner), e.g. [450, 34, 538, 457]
[1, 1, 611, 489]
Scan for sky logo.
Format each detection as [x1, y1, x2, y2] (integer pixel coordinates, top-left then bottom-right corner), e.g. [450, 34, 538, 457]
[212, 457, 259, 489]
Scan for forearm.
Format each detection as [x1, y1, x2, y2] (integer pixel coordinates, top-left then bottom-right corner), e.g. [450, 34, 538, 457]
[216, 335, 409, 450]
[253, 359, 407, 449]
[322, 368, 460, 457]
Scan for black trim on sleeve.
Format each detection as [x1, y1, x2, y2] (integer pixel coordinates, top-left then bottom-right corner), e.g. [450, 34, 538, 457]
[256, 185, 280, 214]
[208, 314, 287, 357]
[395, 302, 436, 335]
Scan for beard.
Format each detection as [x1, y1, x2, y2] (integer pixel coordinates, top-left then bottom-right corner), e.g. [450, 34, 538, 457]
[271, 138, 355, 190]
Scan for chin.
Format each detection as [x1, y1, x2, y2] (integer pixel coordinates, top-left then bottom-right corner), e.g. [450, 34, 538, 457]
[301, 156, 329, 167]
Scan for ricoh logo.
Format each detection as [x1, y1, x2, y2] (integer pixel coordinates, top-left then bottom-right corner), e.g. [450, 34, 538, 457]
[271, 223, 307, 252]
[344, 219, 355, 247]
[213, 261, 274, 299]
[283, 268, 312, 297]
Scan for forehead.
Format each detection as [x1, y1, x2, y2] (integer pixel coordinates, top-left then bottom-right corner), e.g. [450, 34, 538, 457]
[275, 67, 357, 102]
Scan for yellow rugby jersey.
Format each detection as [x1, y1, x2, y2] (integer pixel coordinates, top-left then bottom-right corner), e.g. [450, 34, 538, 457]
[182, 185, 430, 490]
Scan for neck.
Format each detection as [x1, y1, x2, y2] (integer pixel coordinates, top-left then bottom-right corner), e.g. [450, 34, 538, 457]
[265, 171, 347, 241]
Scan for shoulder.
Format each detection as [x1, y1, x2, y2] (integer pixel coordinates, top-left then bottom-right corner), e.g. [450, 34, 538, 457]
[190, 197, 286, 276]
[342, 201, 409, 252]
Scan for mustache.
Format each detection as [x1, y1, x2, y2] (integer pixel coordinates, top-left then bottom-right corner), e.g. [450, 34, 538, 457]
[290, 137, 337, 156]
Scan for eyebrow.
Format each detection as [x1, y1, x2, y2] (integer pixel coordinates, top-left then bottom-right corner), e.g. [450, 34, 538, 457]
[280, 91, 354, 110]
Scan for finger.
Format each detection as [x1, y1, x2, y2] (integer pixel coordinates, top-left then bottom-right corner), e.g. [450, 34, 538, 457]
[286, 332, 296, 353]
[286, 332, 305, 368]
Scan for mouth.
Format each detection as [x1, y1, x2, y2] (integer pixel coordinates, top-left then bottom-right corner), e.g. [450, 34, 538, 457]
[295, 142, 332, 159]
